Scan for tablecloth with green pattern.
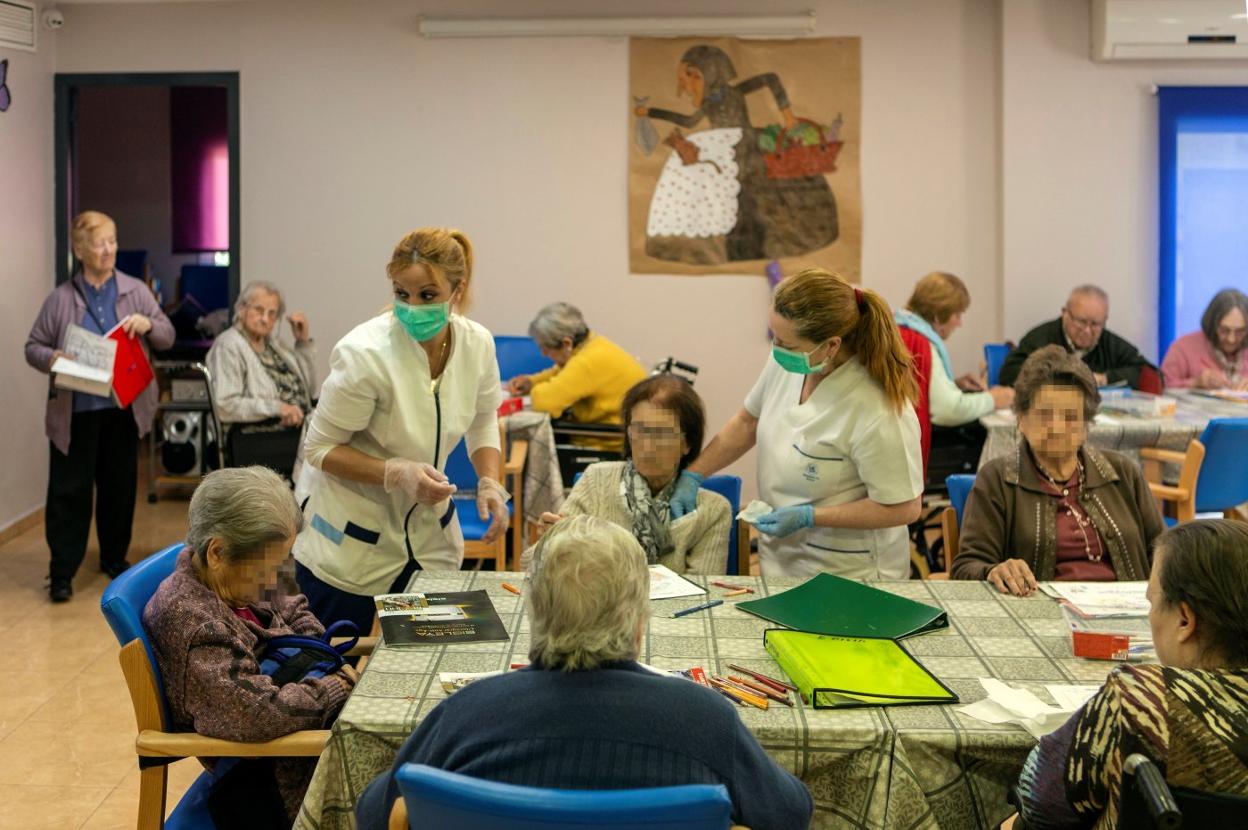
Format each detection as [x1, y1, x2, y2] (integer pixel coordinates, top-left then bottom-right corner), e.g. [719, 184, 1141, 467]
[295, 573, 1118, 830]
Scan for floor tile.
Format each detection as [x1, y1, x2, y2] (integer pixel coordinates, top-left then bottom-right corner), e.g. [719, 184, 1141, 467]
[0, 783, 112, 830]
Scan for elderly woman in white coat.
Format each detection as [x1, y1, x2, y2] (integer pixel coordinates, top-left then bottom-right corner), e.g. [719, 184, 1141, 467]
[293, 228, 509, 634]
[206, 280, 316, 430]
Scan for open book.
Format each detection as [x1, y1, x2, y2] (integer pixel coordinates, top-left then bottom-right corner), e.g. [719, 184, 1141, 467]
[52, 322, 154, 407]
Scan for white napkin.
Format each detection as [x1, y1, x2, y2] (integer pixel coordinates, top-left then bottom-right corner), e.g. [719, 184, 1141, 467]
[959, 678, 1094, 738]
[736, 499, 773, 524]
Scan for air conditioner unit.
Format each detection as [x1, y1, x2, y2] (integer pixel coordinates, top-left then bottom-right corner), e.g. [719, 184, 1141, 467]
[1093, 0, 1248, 60]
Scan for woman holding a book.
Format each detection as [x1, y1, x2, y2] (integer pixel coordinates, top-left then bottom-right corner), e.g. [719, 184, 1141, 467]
[292, 228, 509, 635]
[950, 346, 1163, 596]
[668, 269, 925, 580]
[24, 210, 174, 603]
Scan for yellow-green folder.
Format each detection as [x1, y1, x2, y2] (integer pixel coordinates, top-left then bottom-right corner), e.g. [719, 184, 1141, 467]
[764, 629, 958, 708]
[737, 573, 947, 639]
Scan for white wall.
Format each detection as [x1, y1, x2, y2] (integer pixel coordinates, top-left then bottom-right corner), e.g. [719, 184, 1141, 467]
[0, 37, 56, 530]
[50, 0, 1002, 495]
[1002, 0, 1248, 364]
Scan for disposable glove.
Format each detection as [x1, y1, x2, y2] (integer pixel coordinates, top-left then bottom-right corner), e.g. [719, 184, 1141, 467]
[669, 470, 705, 520]
[754, 504, 815, 538]
[383, 458, 457, 505]
[476, 476, 511, 543]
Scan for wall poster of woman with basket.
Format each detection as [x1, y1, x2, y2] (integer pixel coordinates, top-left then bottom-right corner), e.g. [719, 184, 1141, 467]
[629, 38, 861, 275]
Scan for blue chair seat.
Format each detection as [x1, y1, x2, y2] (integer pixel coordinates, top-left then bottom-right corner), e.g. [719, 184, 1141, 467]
[451, 496, 515, 537]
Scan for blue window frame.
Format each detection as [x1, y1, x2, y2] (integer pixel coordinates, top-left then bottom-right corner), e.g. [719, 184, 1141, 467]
[1158, 87, 1248, 359]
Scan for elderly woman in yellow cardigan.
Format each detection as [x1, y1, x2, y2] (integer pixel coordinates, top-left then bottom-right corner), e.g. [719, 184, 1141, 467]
[507, 302, 647, 447]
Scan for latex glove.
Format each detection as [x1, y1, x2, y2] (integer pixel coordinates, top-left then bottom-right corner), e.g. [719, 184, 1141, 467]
[754, 504, 815, 538]
[669, 470, 704, 520]
[383, 458, 457, 505]
[476, 476, 511, 543]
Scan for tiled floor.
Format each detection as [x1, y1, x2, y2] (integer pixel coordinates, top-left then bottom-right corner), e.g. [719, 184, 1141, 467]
[0, 485, 199, 829]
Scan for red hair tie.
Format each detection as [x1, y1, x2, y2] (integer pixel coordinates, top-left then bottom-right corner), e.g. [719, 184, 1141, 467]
[853, 286, 866, 313]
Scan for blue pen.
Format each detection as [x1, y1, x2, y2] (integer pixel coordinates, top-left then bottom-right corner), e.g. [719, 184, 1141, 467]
[673, 599, 723, 618]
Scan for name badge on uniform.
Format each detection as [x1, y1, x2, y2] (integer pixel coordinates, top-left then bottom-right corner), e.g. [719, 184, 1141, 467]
[803, 462, 820, 482]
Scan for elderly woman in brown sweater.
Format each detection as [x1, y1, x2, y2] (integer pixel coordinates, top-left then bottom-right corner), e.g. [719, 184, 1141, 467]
[144, 466, 358, 827]
[951, 345, 1164, 596]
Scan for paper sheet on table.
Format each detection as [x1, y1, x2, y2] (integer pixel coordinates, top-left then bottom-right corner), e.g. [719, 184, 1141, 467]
[649, 564, 706, 601]
[1039, 581, 1149, 617]
[1045, 684, 1102, 711]
[959, 678, 1080, 738]
[737, 499, 773, 524]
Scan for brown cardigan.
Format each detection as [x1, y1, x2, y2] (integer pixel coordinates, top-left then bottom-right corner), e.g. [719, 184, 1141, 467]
[951, 443, 1164, 583]
[143, 548, 352, 817]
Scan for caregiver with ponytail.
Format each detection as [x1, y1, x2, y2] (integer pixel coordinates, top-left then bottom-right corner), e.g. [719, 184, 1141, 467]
[293, 228, 508, 633]
[671, 269, 923, 579]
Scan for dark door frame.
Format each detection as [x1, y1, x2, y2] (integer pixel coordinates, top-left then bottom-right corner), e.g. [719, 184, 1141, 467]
[53, 71, 241, 304]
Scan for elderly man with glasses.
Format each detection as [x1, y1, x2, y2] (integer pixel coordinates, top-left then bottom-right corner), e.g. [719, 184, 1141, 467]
[998, 285, 1151, 389]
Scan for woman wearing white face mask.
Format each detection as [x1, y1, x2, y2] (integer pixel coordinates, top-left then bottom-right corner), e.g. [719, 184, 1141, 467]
[292, 228, 509, 633]
[669, 269, 924, 580]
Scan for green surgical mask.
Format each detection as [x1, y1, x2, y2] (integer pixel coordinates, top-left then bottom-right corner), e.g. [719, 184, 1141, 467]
[772, 343, 828, 375]
[394, 300, 449, 342]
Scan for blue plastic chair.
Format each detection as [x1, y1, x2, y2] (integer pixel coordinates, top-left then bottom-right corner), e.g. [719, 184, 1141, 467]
[1194, 418, 1248, 514]
[495, 335, 553, 381]
[700, 474, 749, 576]
[393, 763, 733, 830]
[984, 343, 1011, 387]
[101, 543, 332, 830]
[940, 474, 976, 567]
[445, 438, 524, 569]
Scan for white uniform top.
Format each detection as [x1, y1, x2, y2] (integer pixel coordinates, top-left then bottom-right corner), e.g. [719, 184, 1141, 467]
[294, 312, 502, 596]
[745, 355, 923, 580]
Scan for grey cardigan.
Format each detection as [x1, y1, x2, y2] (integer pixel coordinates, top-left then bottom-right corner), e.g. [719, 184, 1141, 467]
[24, 271, 175, 454]
[205, 325, 317, 424]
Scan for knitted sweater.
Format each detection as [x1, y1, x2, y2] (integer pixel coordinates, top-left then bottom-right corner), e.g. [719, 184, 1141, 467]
[142, 549, 352, 816]
[205, 326, 317, 423]
[528, 333, 647, 425]
[354, 661, 813, 830]
[520, 461, 731, 574]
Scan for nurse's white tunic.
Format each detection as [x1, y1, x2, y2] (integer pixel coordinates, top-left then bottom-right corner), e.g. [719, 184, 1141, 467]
[294, 313, 502, 596]
[745, 356, 923, 580]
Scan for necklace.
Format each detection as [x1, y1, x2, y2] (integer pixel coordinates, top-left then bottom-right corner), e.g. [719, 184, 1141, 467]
[428, 330, 450, 394]
[1036, 458, 1104, 563]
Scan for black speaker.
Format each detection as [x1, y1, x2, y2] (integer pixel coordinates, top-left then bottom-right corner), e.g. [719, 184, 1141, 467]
[160, 411, 217, 476]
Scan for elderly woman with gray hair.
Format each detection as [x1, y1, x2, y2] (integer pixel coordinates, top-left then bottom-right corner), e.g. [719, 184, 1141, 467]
[355, 514, 813, 830]
[506, 302, 646, 434]
[144, 466, 358, 827]
[205, 280, 316, 429]
[951, 345, 1163, 596]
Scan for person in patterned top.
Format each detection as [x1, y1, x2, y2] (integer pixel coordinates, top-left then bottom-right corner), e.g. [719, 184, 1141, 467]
[1013, 519, 1248, 829]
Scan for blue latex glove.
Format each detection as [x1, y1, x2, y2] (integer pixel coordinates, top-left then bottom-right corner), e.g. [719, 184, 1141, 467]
[669, 470, 705, 519]
[754, 504, 815, 538]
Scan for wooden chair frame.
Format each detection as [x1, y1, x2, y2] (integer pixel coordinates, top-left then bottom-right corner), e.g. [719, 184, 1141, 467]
[463, 423, 528, 571]
[1141, 439, 1205, 524]
[119, 634, 374, 830]
[387, 793, 752, 830]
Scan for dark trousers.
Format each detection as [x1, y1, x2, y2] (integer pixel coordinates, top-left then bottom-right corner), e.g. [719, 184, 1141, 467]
[47, 408, 139, 582]
[295, 558, 419, 636]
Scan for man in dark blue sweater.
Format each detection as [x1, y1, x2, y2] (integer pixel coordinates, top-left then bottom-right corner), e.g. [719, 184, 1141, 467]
[355, 515, 813, 830]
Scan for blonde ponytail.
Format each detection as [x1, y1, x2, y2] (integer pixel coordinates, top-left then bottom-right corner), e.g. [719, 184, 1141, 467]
[774, 269, 917, 413]
[386, 227, 475, 312]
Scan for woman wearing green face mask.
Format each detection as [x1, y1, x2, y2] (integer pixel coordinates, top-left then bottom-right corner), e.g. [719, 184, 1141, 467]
[669, 269, 925, 580]
[291, 228, 510, 634]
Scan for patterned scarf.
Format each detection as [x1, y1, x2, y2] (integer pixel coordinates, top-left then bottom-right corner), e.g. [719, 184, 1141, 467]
[895, 309, 954, 380]
[620, 461, 676, 564]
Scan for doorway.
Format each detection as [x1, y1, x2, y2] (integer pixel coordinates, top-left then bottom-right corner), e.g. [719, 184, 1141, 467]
[54, 72, 240, 354]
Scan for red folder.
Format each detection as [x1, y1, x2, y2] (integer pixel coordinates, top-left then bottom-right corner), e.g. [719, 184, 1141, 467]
[107, 326, 154, 408]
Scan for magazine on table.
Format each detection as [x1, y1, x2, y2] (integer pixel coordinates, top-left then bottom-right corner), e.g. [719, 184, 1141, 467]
[374, 590, 509, 645]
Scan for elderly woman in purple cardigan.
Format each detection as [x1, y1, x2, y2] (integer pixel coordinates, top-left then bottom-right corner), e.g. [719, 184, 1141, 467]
[24, 210, 174, 602]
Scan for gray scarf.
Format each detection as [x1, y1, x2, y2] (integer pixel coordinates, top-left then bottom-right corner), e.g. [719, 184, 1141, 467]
[620, 461, 676, 564]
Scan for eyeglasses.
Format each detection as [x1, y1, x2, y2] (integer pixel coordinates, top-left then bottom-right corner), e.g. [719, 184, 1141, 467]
[627, 424, 682, 444]
[84, 237, 117, 253]
[1064, 309, 1105, 332]
[1217, 325, 1247, 339]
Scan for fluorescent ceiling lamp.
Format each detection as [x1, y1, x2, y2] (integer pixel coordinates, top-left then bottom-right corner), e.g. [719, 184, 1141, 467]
[418, 14, 816, 39]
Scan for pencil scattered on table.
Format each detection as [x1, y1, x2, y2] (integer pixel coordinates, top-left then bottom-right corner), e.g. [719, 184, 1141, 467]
[501, 583, 521, 595]
[673, 599, 723, 618]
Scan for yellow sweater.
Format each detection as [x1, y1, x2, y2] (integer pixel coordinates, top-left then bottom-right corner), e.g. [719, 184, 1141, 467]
[529, 333, 647, 425]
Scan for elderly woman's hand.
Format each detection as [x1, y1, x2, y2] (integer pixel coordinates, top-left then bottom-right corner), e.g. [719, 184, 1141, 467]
[476, 476, 511, 543]
[535, 512, 565, 541]
[508, 376, 532, 396]
[278, 403, 304, 427]
[336, 663, 360, 687]
[288, 312, 311, 343]
[1197, 367, 1230, 389]
[119, 313, 152, 338]
[987, 558, 1038, 597]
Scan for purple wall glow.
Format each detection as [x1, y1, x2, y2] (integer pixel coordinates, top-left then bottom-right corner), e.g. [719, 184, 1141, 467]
[171, 86, 229, 252]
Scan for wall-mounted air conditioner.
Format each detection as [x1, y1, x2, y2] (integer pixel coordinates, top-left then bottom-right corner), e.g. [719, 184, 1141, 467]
[1093, 0, 1248, 60]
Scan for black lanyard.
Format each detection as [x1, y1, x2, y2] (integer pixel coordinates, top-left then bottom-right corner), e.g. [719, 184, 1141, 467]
[72, 277, 111, 334]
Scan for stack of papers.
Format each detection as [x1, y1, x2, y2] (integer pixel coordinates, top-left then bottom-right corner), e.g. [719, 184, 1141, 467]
[649, 564, 705, 601]
[960, 678, 1100, 738]
[1039, 581, 1149, 618]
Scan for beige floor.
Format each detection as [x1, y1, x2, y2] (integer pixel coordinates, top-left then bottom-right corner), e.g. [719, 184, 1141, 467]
[0, 484, 199, 830]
